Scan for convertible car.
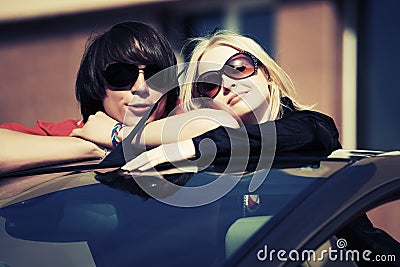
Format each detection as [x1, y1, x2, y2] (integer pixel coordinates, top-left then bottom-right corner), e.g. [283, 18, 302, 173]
[0, 149, 399, 266]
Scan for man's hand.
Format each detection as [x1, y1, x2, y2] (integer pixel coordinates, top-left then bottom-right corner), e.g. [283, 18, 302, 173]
[70, 111, 117, 148]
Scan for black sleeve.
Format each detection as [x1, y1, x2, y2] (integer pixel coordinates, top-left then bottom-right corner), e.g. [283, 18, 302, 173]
[274, 110, 342, 154]
[191, 110, 341, 162]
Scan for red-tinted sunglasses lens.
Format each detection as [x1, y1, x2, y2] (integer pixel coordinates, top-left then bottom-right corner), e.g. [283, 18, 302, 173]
[195, 71, 222, 98]
[223, 53, 256, 79]
[195, 52, 258, 98]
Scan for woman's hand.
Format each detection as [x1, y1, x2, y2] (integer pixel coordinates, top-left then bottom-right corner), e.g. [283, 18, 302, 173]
[121, 139, 197, 172]
[70, 111, 117, 148]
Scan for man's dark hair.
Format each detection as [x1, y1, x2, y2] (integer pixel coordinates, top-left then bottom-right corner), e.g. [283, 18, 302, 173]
[76, 21, 179, 122]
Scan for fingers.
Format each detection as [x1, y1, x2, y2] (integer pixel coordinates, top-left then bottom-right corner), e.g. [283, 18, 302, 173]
[121, 153, 149, 171]
[121, 140, 197, 172]
[121, 147, 166, 172]
[121, 153, 160, 171]
[87, 111, 116, 124]
[69, 128, 81, 137]
[120, 168, 165, 180]
[94, 111, 111, 119]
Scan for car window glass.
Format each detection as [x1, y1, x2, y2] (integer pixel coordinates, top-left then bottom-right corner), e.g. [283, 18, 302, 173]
[0, 161, 348, 266]
[300, 199, 400, 267]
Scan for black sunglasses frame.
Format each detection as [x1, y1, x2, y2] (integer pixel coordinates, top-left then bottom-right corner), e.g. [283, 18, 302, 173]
[103, 63, 162, 90]
[195, 51, 259, 98]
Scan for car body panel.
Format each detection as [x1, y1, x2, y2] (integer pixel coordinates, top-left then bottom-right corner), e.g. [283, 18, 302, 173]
[0, 150, 399, 266]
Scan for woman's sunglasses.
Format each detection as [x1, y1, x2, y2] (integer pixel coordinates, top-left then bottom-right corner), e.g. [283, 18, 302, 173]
[195, 51, 259, 98]
[103, 63, 163, 90]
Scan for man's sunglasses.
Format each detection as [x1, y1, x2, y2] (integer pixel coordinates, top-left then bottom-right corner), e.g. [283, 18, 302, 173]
[103, 63, 164, 90]
[195, 51, 259, 98]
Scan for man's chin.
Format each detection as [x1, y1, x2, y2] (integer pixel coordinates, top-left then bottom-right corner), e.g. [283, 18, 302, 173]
[123, 111, 145, 126]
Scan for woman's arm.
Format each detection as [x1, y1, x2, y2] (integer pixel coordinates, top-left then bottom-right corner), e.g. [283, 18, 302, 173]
[122, 110, 341, 171]
[0, 129, 105, 174]
[120, 108, 240, 172]
[129, 108, 240, 147]
[190, 110, 341, 160]
[70, 109, 240, 148]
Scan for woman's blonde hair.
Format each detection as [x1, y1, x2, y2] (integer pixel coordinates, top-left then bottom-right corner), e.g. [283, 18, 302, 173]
[180, 30, 308, 120]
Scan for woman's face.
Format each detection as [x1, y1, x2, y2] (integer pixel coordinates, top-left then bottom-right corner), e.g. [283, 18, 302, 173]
[102, 65, 167, 126]
[197, 45, 272, 124]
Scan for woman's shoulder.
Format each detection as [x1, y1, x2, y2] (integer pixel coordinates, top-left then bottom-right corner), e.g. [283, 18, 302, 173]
[281, 109, 336, 124]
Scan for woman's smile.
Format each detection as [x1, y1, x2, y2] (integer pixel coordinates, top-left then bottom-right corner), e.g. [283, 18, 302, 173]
[227, 92, 247, 106]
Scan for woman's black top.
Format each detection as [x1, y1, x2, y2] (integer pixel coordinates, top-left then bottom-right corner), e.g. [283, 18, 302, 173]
[191, 97, 341, 169]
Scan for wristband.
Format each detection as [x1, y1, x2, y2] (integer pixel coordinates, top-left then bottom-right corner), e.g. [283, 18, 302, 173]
[101, 148, 110, 160]
[111, 122, 125, 147]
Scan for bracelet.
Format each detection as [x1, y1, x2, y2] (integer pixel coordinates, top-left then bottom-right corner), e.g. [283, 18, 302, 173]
[111, 122, 125, 147]
[101, 148, 110, 160]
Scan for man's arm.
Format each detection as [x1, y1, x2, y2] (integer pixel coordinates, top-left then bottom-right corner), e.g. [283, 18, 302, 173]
[0, 129, 105, 174]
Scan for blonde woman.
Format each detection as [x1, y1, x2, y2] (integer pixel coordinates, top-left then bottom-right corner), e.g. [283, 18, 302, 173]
[122, 31, 341, 171]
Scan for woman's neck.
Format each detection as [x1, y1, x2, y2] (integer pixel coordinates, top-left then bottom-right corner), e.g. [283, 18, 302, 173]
[241, 103, 271, 125]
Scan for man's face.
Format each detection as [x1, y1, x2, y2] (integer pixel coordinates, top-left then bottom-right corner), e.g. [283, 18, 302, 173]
[103, 65, 168, 126]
